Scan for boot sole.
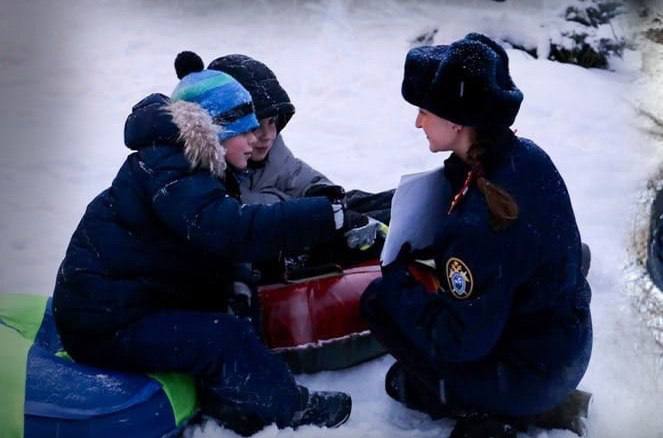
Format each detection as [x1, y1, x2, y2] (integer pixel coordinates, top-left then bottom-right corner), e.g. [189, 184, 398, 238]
[331, 401, 352, 428]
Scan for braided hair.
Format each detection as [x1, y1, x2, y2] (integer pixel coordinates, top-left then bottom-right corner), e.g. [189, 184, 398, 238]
[466, 126, 519, 231]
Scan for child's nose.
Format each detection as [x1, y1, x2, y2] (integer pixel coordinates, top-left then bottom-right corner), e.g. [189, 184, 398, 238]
[247, 131, 257, 146]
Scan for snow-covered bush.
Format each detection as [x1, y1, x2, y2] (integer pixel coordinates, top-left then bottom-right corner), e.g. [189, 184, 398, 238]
[407, 1, 630, 69]
[642, 8, 663, 43]
[547, 0, 627, 69]
[627, 171, 663, 348]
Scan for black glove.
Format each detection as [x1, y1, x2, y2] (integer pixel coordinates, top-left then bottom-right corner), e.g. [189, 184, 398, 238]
[305, 184, 346, 203]
[227, 281, 253, 318]
[228, 263, 260, 320]
[342, 209, 369, 232]
[381, 242, 412, 277]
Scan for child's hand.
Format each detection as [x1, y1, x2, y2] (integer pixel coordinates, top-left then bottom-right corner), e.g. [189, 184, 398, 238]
[345, 217, 387, 251]
[228, 281, 253, 318]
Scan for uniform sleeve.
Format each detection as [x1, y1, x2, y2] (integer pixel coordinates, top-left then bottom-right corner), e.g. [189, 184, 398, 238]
[145, 164, 336, 263]
[375, 218, 529, 364]
[423, 220, 522, 362]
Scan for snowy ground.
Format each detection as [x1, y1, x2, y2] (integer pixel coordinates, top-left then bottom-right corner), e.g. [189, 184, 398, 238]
[2, 0, 663, 437]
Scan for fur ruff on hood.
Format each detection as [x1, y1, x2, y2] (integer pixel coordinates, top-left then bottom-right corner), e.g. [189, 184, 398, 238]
[166, 100, 226, 179]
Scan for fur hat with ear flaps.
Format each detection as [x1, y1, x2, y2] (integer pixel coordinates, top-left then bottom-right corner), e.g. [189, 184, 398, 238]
[166, 51, 259, 178]
[402, 33, 523, 128]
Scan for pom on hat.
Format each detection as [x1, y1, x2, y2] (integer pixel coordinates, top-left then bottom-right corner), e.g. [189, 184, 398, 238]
[175, 51, 204, 79]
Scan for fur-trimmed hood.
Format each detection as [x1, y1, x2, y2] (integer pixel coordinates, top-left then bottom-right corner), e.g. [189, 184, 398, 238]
[124, 93, 227, 179]
[166, 100, 226, 179]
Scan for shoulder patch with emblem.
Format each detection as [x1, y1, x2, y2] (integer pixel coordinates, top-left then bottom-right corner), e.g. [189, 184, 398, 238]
[445, 257, 474, 299]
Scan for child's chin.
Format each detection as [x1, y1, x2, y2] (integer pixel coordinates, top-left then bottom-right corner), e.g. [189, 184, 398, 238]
[251, 151, 269, 161]
[229, 160, 248, 170]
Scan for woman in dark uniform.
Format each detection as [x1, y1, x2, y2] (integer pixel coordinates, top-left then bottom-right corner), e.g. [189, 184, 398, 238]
[361, 33, 592, 437]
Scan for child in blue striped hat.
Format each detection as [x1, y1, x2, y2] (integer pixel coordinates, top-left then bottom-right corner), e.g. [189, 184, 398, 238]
[53, 52, 354, 437]
[169, 65, 259, 174]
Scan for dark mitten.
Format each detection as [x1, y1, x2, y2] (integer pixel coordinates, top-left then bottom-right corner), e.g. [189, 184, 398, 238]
[342, 209, 369, 231]
[305, 184, 346, 203]
[228, 263, 260, 322]
[381, 242, 412, 277]
[227, 282, 253, 318]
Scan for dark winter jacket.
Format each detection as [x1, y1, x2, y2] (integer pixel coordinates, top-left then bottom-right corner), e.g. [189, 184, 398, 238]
[238, 135, 333, 205]
[53, 93, 336, 339]
[371, 132, 592, 415]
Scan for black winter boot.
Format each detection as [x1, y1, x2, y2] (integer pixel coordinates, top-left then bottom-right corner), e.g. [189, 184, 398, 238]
[530, 389, 592, 436]
[201, 387, 351, 436]
[200, 400, 266, 437]
[289, 387, 352, 429]
[580, 243, 591, 278]
[385, 361, 448, 419]
[450, 413, 518, 438]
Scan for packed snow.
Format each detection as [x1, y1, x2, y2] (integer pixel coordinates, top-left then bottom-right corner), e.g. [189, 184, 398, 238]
[2, 0, 662, 437]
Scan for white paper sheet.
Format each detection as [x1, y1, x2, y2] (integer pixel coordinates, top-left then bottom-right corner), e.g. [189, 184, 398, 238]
[380, 166, 451, 266]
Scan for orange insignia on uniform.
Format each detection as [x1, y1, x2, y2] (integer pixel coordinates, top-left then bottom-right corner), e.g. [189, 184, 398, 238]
[445, 257, 474, 299]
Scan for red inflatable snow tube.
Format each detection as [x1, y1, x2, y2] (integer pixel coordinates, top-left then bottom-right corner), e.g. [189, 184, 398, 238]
[258, 261, 440, 373]
[259, 263, 386, 373]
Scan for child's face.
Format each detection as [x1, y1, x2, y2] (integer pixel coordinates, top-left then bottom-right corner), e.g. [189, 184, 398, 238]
[251, 117, 278, 162]
[224, 131, 257, 169]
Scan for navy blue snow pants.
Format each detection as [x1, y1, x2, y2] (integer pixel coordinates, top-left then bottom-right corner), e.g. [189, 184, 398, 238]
[346, 189, 395, 225]
[360, 274, 591, 418]
[61, 311, 304, 427]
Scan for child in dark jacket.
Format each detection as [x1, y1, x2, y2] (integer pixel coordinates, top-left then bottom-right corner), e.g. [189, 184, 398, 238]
[53, 64, 353, 435]
[202, 53, 393, 271]
[361, 33, 592, 437]
[206, 53, 394, 225]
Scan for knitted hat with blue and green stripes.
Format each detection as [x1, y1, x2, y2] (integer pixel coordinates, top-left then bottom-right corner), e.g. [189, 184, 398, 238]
[172, 51, 258, 141]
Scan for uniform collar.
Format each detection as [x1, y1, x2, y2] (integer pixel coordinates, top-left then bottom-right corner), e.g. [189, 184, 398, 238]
[443, 129, 517, 189]
[443, 153, 468, 191]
